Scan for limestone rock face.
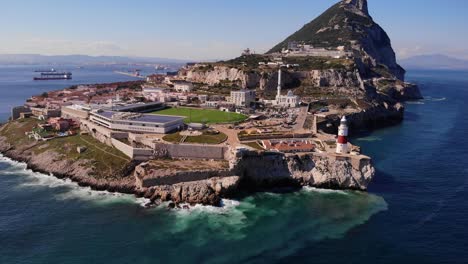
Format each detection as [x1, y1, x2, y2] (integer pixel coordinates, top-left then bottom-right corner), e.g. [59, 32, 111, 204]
[184, 66, 261, 89]
[267, 0, 408, 82]
[231, 150, 375, 191]
[384, 82, 423, 100]
[289, 154, 374, 190]
[143, 176, 240, 206]
[342, 0, 369, 16]
[298, 69, 363, 89]
[183, 66, 364, 95]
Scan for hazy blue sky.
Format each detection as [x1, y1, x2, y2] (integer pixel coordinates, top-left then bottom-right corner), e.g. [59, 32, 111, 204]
[1, 0, 467, 60]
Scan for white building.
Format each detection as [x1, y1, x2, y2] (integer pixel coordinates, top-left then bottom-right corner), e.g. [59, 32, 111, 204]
[230, 89, 256, 107]
[90, 110, 184, 134]
[274, 69, 299, 108]
[282, 41, 351, 58]
[142, 87, 166, 102]
[173, 81, 193, 93]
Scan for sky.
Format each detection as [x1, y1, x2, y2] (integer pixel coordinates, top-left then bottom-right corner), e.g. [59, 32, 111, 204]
[0, 0, 467, 61]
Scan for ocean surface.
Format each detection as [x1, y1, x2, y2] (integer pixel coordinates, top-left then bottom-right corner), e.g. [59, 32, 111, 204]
[0, 64, 157, 122]
[1, 69, 468, 263]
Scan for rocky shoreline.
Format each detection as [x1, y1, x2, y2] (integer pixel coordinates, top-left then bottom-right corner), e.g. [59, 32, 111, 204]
[0, 130, 375, 207]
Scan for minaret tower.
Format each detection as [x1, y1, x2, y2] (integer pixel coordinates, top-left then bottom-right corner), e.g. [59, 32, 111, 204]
[276, 68, 282, 100]
[336, 116, 349, 154]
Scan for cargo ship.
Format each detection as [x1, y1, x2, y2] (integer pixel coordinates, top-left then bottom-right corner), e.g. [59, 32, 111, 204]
[33, 71, 72, 80]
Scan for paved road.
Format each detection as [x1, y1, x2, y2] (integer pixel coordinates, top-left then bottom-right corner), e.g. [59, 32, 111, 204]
[293, 105, 309, 132]
[212, 125, 240, 147]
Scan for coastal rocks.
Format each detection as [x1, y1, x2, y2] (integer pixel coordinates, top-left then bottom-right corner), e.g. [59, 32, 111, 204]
[384, 82, 423, 101]
[231, 150, 375, 191]
[1, 126, 375, 207]
[139, 176, 240, 206]
[134, 161, 232, 187]
[319, 100, 405, 134]
[0, 135, 137, 195]
[288, 154, 374, 190]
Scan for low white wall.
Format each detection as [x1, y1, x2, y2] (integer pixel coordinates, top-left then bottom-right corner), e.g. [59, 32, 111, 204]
[111, 138, 135, 158]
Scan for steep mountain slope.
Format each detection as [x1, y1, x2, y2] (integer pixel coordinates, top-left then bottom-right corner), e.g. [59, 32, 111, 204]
[268, 0, 405, 81]
[178, 0, 422, 130]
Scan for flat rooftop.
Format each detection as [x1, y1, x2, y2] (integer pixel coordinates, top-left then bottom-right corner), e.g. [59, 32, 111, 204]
[95, 110, 184, 124]
[111, 102, 164, 112]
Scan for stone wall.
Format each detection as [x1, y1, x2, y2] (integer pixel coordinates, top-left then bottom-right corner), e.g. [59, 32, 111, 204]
[135, 164, 232, 188]
[153, 143, 227, 160]
[80, 120, 127, 145]
[11, 106, 30, 120]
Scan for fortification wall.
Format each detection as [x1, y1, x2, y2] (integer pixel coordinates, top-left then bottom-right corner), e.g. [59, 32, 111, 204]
[110, 138, 153, 161]
[135, 167, 232, 188]
[152, 143, 227, 160]
[81, 120, 127, 145]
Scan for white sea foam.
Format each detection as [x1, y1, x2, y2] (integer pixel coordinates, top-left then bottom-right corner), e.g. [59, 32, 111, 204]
[0, 154, 147, 207]
[172, 198, 242, 215]
[303, 186, 349, 195]
[406, 101, 425, 105]
[356, 136, 382, 142]
[430, 97, 447, 102]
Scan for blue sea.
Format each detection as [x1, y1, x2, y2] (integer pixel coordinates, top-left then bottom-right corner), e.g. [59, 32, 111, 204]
[0, 68, 467, 263]
[0, 64, 157, 122]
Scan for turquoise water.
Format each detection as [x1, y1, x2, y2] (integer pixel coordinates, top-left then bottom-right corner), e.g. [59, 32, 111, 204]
[1, 70, 468, 263]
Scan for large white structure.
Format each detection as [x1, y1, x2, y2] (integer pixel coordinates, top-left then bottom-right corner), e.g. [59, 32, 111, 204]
[173, 81, 193, 93]
[282, 41, 351, 58]
[336, 116, 350, 154]
[274, 69, 299, 108]
[90, 110, 184, 134]
[142, 87, 166, 102]
[230, 89, 256, 107]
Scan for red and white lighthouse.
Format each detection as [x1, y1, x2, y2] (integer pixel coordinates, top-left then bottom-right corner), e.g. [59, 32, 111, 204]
[336, 116, 349, 154]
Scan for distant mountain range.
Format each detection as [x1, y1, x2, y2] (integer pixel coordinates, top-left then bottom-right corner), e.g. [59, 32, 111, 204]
[0, 54, 188, 65]
[400, 54, 468, 70]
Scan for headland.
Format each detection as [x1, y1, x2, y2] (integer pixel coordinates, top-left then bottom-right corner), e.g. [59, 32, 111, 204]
[0, 0, 421, 207]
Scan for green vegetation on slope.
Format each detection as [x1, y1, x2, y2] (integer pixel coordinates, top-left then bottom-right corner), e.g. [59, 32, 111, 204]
[0, 119, 131, 179]
[153, 107, 247, 124]
[268, 2, 373, 53]
[163, 130, 227, 145]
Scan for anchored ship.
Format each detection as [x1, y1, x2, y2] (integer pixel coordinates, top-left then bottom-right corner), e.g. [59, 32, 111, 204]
[33, 71, 72, 80]
[34, 68, 56, 73]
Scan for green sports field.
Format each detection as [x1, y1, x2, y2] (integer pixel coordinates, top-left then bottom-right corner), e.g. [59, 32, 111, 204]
[152, 107, 247, 124]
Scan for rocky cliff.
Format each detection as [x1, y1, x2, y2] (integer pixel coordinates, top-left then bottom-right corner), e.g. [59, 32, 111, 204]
[230, 150, 374, 191]
[180, 0, 421, 103]
[269, 0, 406, 81]
[132, 149, 375, 205]
[0, 136, 136, 193]
[0, 123, 375, 206]
[182, 65, 364, 95]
